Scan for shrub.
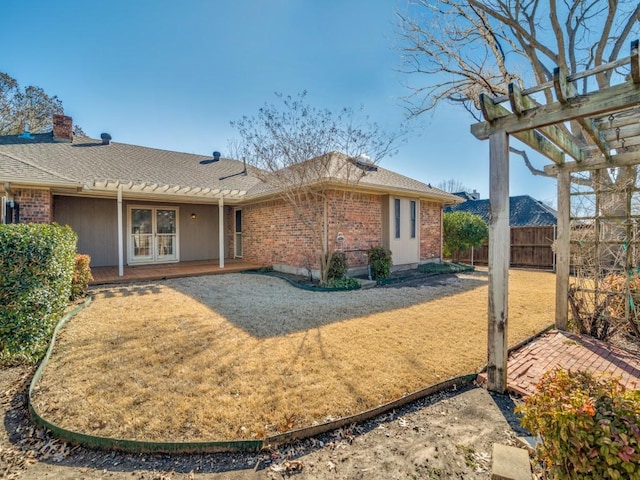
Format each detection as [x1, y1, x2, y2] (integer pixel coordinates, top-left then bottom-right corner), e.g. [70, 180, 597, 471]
[325, 276, 360, 290]
[517, 369, 640, 480]
[327, 252, 348, 280]
[443, 211, 488, 262]
[368, 246, 392, 280]
[0, 223, 77, 363]
[71, 254, 93, 300]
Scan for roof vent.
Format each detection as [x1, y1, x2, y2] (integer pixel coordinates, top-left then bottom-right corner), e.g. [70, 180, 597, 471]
[18, 121, 34, 140]
[199, 151, 221, 165]
[100, 133, 112, 145]
[350, 154, 378, 172]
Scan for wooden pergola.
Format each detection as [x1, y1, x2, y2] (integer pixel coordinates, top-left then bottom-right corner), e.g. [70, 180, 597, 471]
[471, 40, 640, 393]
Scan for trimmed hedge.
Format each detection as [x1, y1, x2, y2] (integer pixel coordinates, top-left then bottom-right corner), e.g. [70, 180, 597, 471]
[0, 223, 77, 363]
[71, 254, 93, 300]
[327, 251, 348, 280]
[368, 246, 392, 280]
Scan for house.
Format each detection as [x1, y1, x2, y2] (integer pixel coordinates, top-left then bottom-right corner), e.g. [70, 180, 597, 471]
[445, 192, 557, 226]
[0, 114, 462, 278]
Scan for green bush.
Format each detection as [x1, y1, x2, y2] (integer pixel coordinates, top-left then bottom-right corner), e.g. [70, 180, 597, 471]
[325, 276, 360, 290]
[327, 251, 348, 280]
[71, 254, 93, 300]
[368, 246, 392, 280]
[443, 211, 488, 262]
[0, 223, 77, 363]
[517, 369, 640, 479]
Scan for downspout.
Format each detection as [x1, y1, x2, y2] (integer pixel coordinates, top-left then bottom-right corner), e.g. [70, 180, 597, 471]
[3, 182, 13, 201]
[218, 195, 225, 268]
[2, 182, 13, 224]
[117, 186, 124, 277]
[440, 206, 444, 262]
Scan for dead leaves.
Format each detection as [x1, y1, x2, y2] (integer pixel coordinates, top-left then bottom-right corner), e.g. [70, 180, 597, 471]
[269, 459, 304, 474]
[0, 445, 35, 479]
[15, 425, 77, 462]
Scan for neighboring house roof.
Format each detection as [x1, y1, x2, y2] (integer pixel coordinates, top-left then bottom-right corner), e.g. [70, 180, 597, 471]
[0, 133, 461, 204]
[445, 194, 557, 226]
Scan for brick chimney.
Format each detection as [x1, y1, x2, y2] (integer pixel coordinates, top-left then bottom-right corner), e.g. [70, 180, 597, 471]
[52, 114, 73, 142]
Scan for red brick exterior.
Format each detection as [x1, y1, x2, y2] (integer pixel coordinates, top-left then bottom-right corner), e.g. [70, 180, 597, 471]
[13, 188, 53, 223]
[239, 198, 318, 269]
[327, 191, 382, 268]
[420, 200, 442, 261]
[52, 114, 73, 142]
[236, 191, 446, 271]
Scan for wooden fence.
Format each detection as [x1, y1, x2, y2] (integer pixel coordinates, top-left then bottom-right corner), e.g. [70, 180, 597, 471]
[458, 225, 556, 270]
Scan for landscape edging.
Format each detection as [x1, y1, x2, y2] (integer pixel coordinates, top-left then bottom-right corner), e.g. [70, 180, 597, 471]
[29, 293, 478, 453]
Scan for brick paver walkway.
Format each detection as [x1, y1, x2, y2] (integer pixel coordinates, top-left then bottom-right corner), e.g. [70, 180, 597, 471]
[480, 329, 640, 396]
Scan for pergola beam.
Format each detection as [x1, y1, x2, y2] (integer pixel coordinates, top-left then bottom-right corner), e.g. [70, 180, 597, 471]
[471, 80, 640, 140]
[554, 68, 609, 159]
[544, 150, 640, 174]
[480, 93, 566, 164]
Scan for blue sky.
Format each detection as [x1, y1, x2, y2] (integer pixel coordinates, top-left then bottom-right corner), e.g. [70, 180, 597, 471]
[1, 0, 557, 204]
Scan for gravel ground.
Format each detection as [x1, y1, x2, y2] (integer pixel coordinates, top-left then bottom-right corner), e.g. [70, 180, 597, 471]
[160, 271, 490, 337]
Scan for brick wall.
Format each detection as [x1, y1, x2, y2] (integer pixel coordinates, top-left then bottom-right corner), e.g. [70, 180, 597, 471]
[420, 200, 442, 261]
[327, 191, 382, 268]
[240, 191, 384, 270]
[13, 188, 53, 223]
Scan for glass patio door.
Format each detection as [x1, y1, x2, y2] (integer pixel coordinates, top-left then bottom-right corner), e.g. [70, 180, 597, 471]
[155, 209, 177, 261]
[129, 207, 178, 263]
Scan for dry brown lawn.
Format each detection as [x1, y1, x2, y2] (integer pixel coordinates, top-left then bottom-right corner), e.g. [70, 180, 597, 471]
[32, 269, 555, 442]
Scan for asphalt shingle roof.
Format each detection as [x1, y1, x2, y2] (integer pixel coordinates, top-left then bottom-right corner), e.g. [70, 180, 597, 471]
[445, 194, 557, 226]
[0, 133, 260, 194]
[0, 134, 460, 203]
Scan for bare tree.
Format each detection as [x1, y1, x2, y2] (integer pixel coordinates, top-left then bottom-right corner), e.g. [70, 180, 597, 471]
[397, 0, 640, 200]
[0, 71, 85, 136]
[231, 92, 402, 284]
[437, 178, 469, 193]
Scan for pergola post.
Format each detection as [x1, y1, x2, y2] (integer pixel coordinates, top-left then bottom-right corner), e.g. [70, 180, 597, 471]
[117, 185, 124, 277]
[555, 167, 570, 329]
[218, 196, 225, 268]
[487, 130, 510, 393]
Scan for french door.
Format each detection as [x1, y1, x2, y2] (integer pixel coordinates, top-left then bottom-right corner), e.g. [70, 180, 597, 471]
[129, 206, 179, 264]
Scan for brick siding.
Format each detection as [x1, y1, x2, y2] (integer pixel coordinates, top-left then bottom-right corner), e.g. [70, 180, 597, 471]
[238, 192, 384, 270]
[13, 188, 53, 223]
[420, 200, 442, 261]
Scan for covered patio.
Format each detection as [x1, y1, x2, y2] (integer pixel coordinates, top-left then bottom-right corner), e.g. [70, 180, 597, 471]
[90, 259, 264, 285]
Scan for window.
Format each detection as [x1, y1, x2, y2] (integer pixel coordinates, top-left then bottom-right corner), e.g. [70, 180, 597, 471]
[410, 201, 416, 238]
[235, 209, 243, 257]
[394, 198, 401, 238]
